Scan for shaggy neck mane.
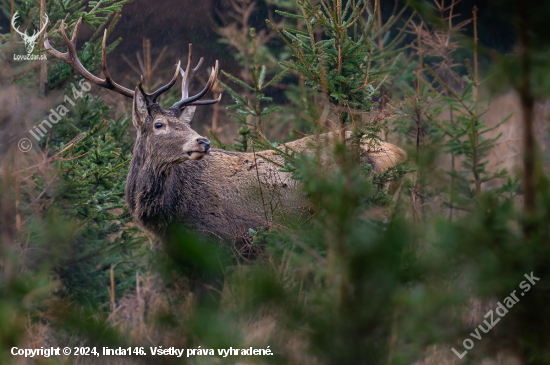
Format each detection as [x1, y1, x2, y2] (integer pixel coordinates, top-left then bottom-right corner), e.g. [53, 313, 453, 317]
[125, 138, 183, 235]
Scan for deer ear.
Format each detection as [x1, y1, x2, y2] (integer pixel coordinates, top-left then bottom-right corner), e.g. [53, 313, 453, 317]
[132, 86, 149, 129]
[177, 106, 196, 123]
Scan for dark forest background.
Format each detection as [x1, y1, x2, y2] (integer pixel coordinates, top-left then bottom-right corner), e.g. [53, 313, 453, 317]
[0, 0, 517, 131]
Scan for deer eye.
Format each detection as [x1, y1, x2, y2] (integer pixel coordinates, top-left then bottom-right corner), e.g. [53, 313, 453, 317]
[154, 122, 164, 129]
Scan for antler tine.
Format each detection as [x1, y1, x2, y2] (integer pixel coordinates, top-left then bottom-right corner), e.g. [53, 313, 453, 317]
[97, 29, 134, 98]
[180, 58, 204, 99]
[138, 75, 148, 98]
[148, 61, 181, 102]
[45, 18, 135, 98]
[190, 93, 222, 105]
[179, 44, 204, 100]
[181, 44, 193, 99]
[171, 58, 221, 111]
[44, 19, 84, 69]
[69, 17, 78, 43]
[189, 92, 222, 105]
[188, 62, 222, 105]
[187, 60, 219, 105]
[100, 29, 179, 102]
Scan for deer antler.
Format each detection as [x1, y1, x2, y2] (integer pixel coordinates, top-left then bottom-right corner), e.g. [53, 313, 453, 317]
[44, 18, 179, 102]
[171, 44, 222, 111]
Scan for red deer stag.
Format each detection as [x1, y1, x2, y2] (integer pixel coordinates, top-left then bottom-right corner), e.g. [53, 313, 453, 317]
[44, 19, 406, 244]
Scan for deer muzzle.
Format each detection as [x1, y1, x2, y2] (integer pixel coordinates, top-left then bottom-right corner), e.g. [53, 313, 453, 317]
[185, 137, 211, 161]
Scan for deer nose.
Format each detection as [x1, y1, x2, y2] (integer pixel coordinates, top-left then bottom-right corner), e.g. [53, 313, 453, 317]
[197, 138, 211, 152]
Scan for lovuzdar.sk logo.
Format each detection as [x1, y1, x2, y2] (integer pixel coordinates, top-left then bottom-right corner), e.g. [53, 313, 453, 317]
[12, 10, 48, 61]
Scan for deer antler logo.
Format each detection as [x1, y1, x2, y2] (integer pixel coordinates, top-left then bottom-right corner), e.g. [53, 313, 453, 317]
[12, 11, 49, 54]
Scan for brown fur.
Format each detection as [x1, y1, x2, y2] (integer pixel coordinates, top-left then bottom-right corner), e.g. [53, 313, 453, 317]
[125, 87, 407, 242]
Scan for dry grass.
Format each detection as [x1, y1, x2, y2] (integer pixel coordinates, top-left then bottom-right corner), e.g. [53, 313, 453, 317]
[11, 265, 321, 365]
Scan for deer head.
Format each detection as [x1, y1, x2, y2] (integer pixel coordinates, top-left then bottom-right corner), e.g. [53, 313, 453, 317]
[44, 18, 221, 167]
[12, 11, 49, 54]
